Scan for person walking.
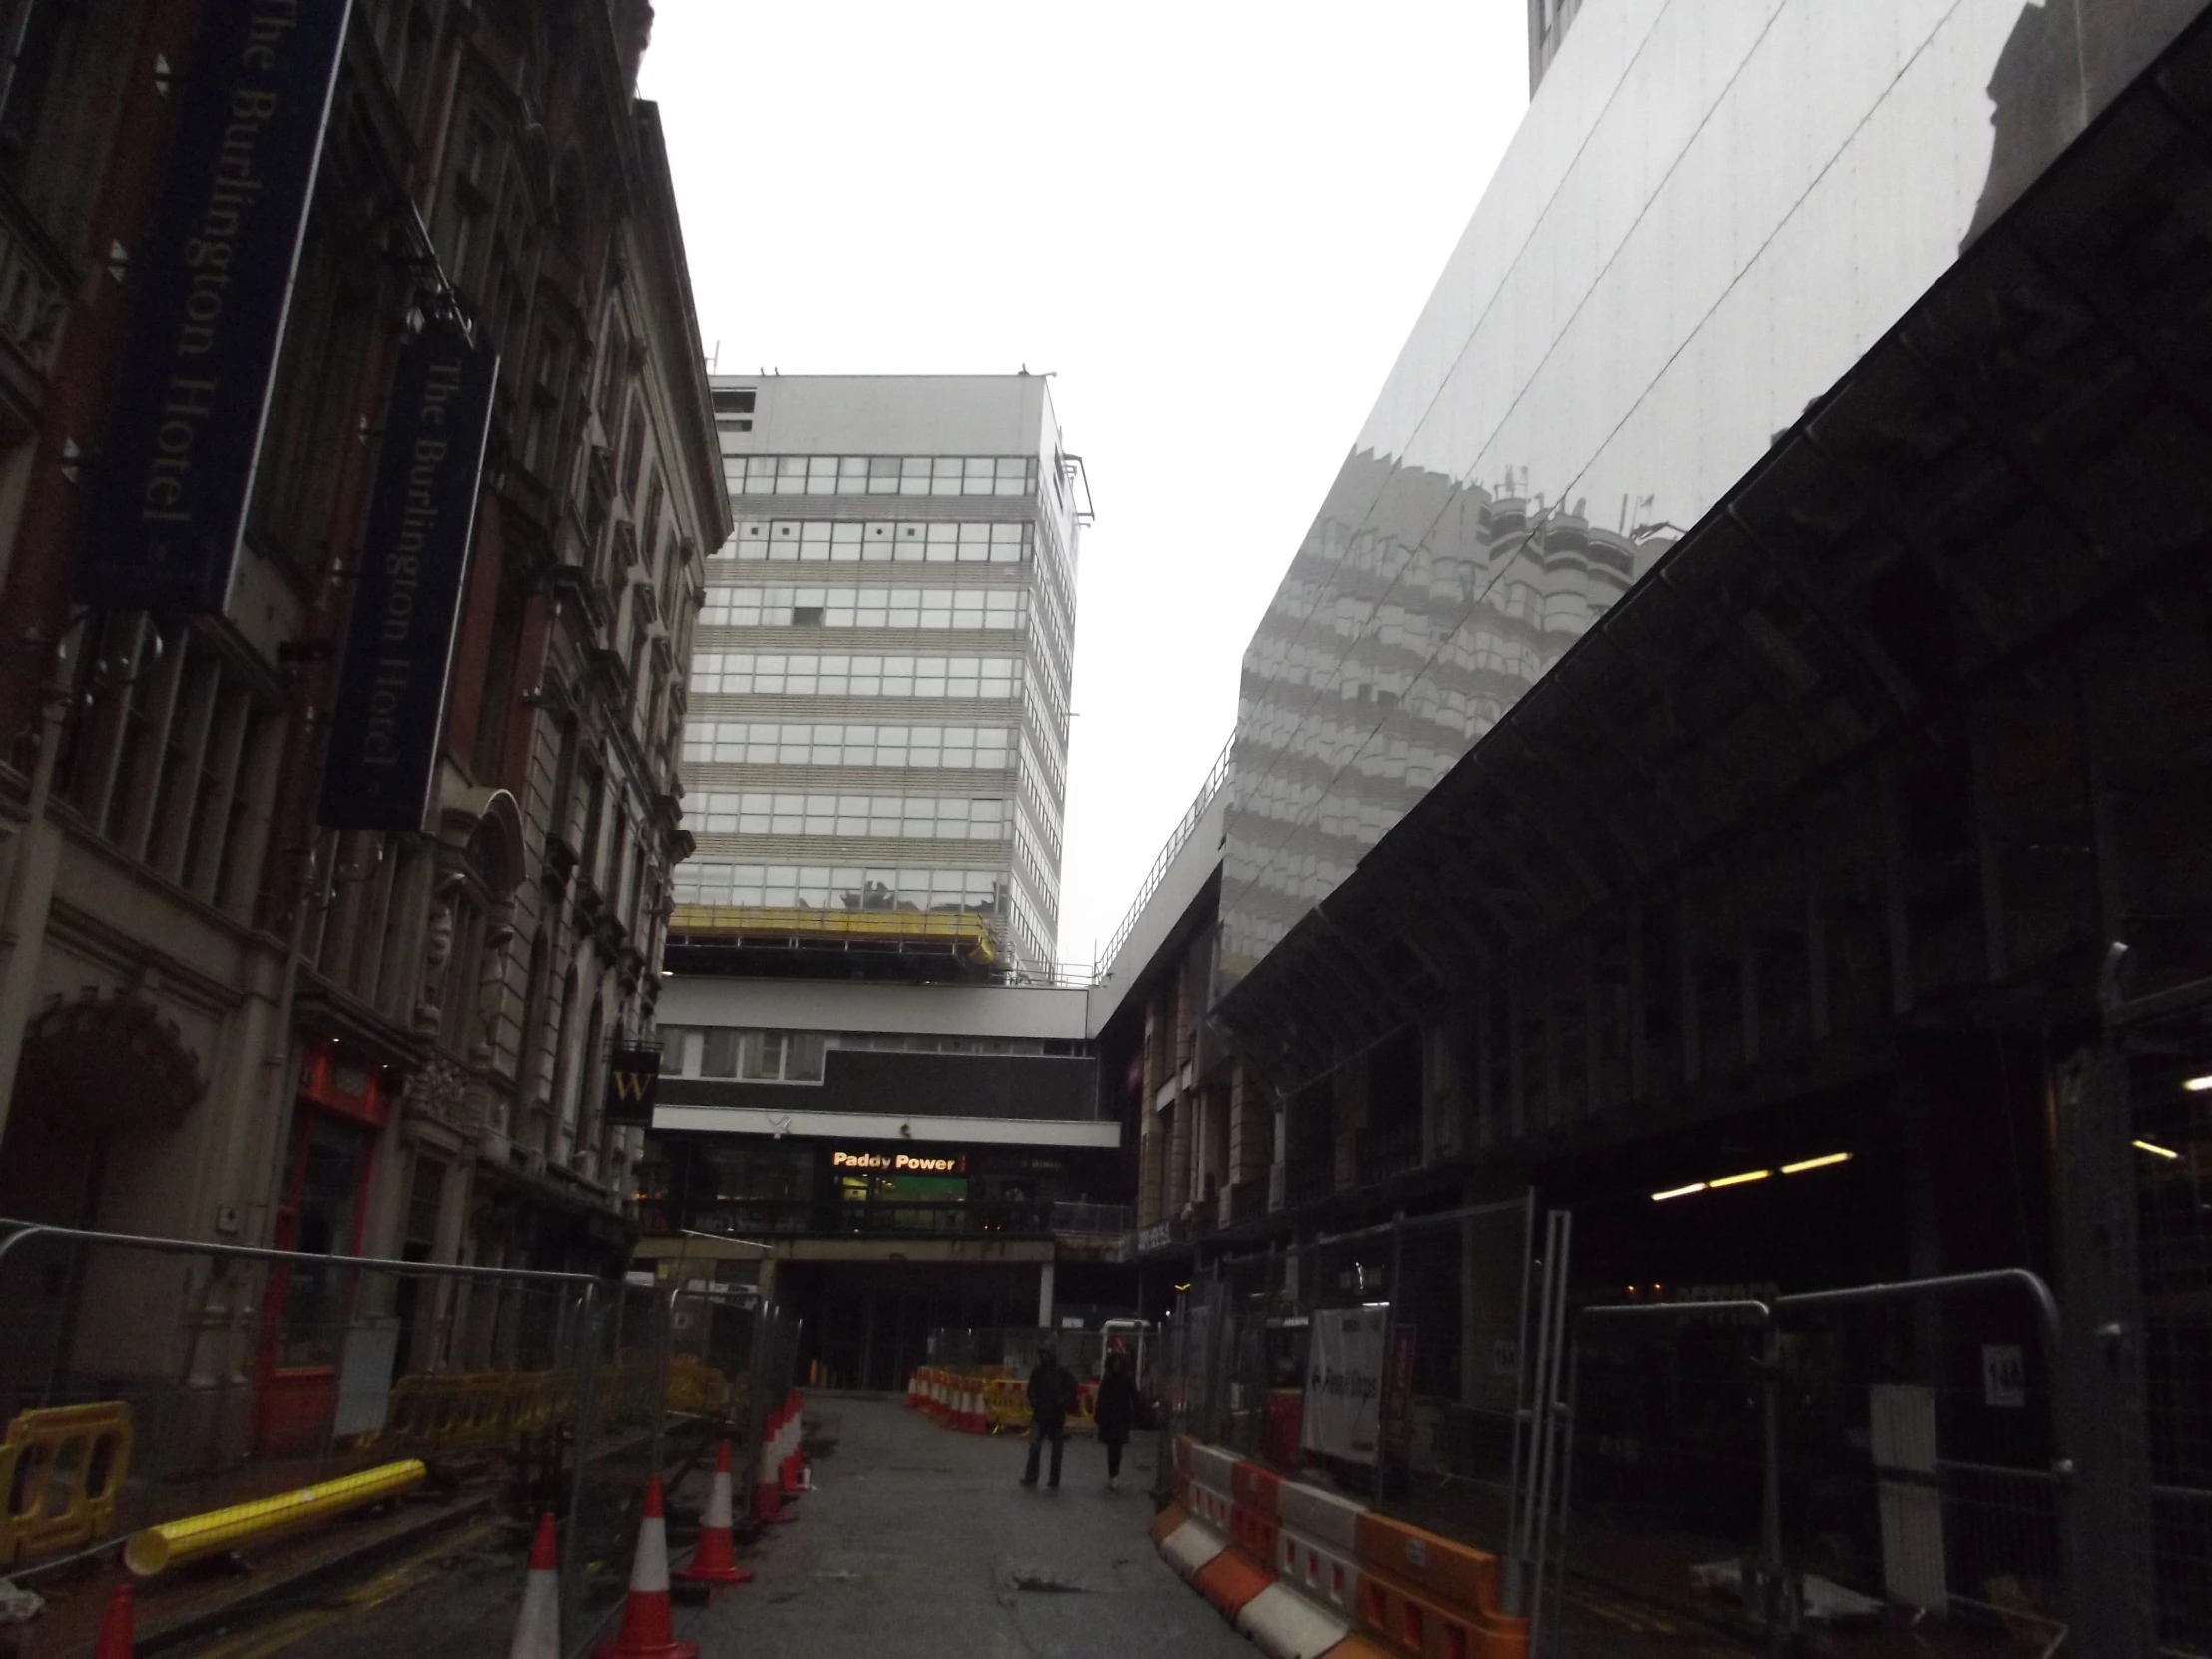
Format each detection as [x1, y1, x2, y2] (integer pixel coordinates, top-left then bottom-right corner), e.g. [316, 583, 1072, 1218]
[1095, 1347, 1138, 1491]
[1021, 1343, 1075, 1489]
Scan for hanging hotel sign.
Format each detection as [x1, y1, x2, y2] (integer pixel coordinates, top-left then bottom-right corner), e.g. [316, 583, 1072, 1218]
[318, 333, 497, 830]
[603, 1046, 662, 1127]
[77, 0, 353, 613]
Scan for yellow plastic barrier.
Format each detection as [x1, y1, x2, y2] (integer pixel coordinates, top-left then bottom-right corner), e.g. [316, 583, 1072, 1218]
[665, 1356, 730, 1416]
[0, 1402, 133, 1566]
[986, 1378, 1031, 1433]
[506, 1370, 566, 1435]
[124, 1459, 426, 1575]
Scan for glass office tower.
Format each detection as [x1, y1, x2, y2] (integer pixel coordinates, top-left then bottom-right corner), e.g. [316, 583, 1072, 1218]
[676, 375, 1079, 971]
[1214, 0, 2206, 1001]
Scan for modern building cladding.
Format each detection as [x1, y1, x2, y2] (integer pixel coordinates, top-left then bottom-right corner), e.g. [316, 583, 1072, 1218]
[1215, 0, 2204, 1000]
[679, 374, 1079, 969]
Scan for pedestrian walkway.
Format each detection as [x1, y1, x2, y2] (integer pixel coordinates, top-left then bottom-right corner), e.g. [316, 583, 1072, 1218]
[678, 1394, 1253, 1658]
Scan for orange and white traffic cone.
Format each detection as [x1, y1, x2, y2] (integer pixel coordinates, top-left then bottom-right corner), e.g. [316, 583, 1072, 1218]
[593, 1476, 698, 1659]
[509, 1513, 560, 1659]
[752, 1405, 784, 1523]
[93, 1582, 134, 1659]
[676, 1441, 752, 1587]
[779, 1393, 807, 1501]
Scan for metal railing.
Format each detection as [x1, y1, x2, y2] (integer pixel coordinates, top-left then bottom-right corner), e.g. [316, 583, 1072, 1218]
[1094, 735, 1232, 978]
[1048, 1201, 1132, 1235]
[680, 1198, 1064, 1238]
[1561, 1268, 2069, 1655]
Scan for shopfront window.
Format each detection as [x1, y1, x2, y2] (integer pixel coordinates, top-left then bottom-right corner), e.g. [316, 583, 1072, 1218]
[837, 1169, 969, 1233]
[276, 1115, 370, 1368]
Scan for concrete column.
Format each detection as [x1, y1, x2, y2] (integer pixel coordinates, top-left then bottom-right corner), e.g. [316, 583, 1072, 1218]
[1036, 1259, 1055, 1330]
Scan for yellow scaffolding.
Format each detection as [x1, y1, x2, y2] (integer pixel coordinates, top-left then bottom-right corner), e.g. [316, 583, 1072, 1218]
[667, 904, 996, 966]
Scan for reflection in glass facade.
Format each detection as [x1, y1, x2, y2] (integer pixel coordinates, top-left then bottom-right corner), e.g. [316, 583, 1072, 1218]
[1217, 0, 2206, 997]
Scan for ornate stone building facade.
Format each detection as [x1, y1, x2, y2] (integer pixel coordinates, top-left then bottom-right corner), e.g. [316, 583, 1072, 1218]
[0, 0, 723, 1379]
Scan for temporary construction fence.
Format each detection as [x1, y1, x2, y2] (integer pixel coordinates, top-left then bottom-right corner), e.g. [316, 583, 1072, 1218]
[1158, 1199, 2102, 1654]
[1563, 1269, 2069, 1653]
[1165, 1198, 1540, 1533]
[0, 1219, 801, 1659]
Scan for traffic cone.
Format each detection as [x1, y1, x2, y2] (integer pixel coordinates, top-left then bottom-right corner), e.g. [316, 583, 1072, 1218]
[593, 1476, 698, 1659]
[676, 1441, 752, 1587]
[509, 1513, 560, 1659]
[776, 1393, 805, 1505]
[753, 1407, 784, 1522]
[93, 1582, 133, 1659]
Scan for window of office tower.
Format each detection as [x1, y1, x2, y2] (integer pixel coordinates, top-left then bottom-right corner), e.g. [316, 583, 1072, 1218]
[711, 387, 756, 431]
[720, 520, 1030, 563]
[725, 456, 1036, 496]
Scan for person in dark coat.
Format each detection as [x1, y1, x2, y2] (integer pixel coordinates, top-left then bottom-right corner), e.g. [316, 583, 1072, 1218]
[1095, 1348, 1138, 1490]
[1021, 1344, 1076, 1488]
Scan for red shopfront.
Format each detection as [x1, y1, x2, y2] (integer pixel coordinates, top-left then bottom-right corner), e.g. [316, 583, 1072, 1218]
[253, 1042, 390, 1458]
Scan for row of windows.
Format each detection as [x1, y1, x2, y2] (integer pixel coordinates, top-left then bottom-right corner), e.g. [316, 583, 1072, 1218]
[1012, 814, 1061, 897]
[724, 520, 1030, 564]
[689, 652, 1024, 699]
[62, 616, 276, 918]
[699, 586, 1027, 630]
[671, 862, 1009, 915]
[723, 454, 1036, 497]
[682, 721, 1013, 770]
[657, 1025, 1082, 1082]
[686, 792, 1009, 840]
[675, 1027, 828, 1083]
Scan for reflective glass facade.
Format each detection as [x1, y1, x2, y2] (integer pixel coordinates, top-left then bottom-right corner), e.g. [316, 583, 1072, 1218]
[1217, 0, 2204, 995]
[684, 376, 1077, 967]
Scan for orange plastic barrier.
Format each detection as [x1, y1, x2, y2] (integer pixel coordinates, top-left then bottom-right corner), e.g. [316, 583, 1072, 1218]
[1350, 1510, 1527, 1659]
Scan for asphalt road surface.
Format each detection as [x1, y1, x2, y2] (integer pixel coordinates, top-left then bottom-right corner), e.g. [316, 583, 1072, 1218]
[170, 1396, 1254, 1659]
[163, 1397, 1754, 1659]
[674, 1395, 1255, 1658]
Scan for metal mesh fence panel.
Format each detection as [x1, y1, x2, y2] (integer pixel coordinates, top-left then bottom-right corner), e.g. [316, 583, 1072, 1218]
[1561, 1272, 2068, 1649]
[1770, 1278, 2064, 1643]
[2132, 1038, 2212, 1654]
[1567, 1306, 1772, 1608]
[1372, 1200, 1533, 1552]
[0, 1221, 629, 1658]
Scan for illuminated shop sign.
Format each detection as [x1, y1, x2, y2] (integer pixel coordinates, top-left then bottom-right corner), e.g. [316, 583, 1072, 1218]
[831, 1149, 966, 1174]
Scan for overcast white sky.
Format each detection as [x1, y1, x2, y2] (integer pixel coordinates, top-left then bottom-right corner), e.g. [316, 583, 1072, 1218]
[639, 3, 1529, 966]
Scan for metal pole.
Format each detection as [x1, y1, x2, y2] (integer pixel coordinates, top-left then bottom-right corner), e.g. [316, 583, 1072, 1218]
[1510, 1213, 1558, 1590]
[1536, 1329, 1583, 1659]
[0, 1218, 599, 1287]
[1501, 1188, 1538, 1614]
[1524, 1210, 1573, 1640]
[1760, 1315, 1789, 1654]
[561, 1280, 603, 1656]
[1371, 1214, 1404, 1508]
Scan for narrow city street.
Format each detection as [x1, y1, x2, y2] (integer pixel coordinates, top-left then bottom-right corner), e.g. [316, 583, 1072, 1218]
[170, 1398, 1257, 1659]
[673, 1397, 1254, 1659]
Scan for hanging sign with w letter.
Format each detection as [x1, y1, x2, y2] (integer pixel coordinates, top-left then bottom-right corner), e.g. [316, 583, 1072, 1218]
[604, 1047, 661, 1126]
